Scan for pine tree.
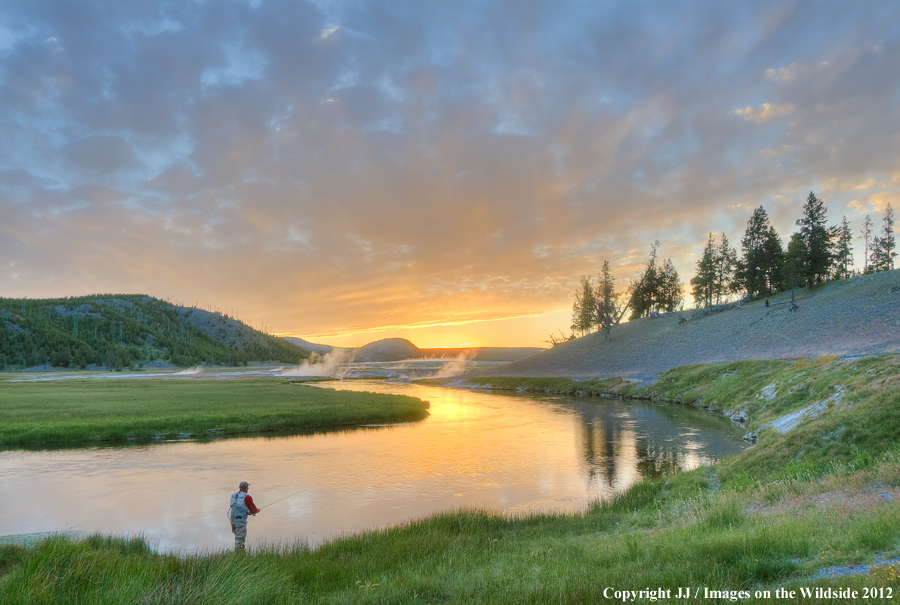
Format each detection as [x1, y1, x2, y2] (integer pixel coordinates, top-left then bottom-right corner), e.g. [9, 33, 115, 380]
[830, 216, 854, 279]
[860, 214, 873, 274]
[571, 293, 583, 337]
[571, 275, 597, 336]
[795, 191, 832, 287]
[714, 234, 739, 304]
[784, 233, 804, 294]
[693, 232, 741, 308]
[628, 242, 661, 320]
[627, 241, 683, 318]
[762, 225, 786, 295]
[869, 203, 897, 272]
[597, 261, 618, 342]
[738, 206, 784, 299]
[580, 275, 598, 334]
[884, 203, 897, 270]
[657, 258, 684, 312]
[691, 233, 717, 308]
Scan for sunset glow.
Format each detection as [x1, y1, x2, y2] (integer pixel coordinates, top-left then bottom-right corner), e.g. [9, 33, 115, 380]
[2, 2, 899, 347]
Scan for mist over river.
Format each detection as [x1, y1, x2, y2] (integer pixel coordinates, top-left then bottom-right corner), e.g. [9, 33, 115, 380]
[1, 380, 746, 553]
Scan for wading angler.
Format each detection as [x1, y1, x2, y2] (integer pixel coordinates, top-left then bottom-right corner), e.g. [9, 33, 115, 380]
[228, 481, 260, 551]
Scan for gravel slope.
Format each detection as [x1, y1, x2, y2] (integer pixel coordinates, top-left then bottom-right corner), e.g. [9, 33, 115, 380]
[467, 269, 900, 383]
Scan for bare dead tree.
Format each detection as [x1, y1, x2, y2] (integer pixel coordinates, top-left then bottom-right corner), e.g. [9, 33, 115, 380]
[545, 330, 573, 348]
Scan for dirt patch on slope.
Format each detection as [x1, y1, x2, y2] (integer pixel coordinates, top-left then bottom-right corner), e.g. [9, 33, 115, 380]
[747, 486, 899, 517]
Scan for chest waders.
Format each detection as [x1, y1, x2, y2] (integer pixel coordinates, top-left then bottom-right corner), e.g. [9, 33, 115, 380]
[229, 491, 250, 527]
[228, 491, 251, 550]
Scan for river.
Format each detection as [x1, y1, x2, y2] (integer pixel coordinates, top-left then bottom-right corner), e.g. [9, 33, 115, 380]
[1, 380, 746, 553]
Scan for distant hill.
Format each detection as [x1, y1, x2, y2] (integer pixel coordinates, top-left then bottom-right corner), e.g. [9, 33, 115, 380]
[353, 338, 421, 362]
[281, 336, 543, 363]
[0, 295, 310, 370]
[283, 337, 335, 356]
[462, 269, 900, 383]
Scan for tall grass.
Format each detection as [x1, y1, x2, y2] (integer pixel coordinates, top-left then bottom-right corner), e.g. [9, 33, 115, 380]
[0, 378, 429, 445]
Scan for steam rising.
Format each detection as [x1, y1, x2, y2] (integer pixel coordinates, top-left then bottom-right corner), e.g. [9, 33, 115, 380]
[175, 366, 202, 375]
[433, 351, 476, 378]
[277, 349, 353, 378]
[274, 348, 477, 380]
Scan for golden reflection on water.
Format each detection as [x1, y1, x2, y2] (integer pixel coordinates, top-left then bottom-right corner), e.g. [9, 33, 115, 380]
[0, 381, 745, 552]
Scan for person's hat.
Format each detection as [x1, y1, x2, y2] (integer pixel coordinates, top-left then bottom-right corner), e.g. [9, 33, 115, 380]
[239, 481, 250, 489]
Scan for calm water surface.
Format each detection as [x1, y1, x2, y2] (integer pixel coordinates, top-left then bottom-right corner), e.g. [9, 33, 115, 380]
[1, 381, 746, 553]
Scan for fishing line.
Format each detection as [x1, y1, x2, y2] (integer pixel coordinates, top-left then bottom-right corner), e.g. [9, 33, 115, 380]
[259, 487, 311, 511]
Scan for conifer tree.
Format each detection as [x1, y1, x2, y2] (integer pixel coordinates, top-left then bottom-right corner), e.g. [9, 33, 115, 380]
[795, 191, 832, 287]
[597, 261, 618, 342]
[628, 242, 660, 320]
[737, 206, 784, 299]
[883, 203, 897, 270]
[784, 233, 804, 296]
[860, 214, 873, 274]
[762, 225, 786, 295]
[629, 243, 684, 318]
[571, 275, 597, 336]
[714, 234, 739, 304]
[657, 258, 684, 312]
[571, 287, 584, 337]
[691, 233, 718, 308]
[869, 203, 897, 272]
[830, 216, 854, 279]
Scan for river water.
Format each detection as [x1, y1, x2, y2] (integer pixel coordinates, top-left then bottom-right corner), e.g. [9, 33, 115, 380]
[1, 380, 746, 553]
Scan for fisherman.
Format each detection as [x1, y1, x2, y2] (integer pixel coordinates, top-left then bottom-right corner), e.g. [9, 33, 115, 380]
[229, 481, 260, 551]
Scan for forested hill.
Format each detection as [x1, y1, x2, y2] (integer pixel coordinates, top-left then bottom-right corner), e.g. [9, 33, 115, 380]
[0, 295, 309, 370]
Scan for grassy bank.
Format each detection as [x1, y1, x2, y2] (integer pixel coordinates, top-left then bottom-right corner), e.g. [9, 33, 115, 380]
[0, 377, 429, 445]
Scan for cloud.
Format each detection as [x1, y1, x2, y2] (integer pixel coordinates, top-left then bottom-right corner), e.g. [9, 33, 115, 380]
[734, 103, 794, 123]
[865, 191, 900, 213]
[765, 62, 829, 83]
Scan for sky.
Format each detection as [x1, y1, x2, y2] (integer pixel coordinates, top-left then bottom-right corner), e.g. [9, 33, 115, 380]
[1, 1, 899, 349]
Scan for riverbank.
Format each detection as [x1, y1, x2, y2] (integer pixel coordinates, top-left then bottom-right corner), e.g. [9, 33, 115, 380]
[2, 356, 899, 602]
[0, 376, 429, 445]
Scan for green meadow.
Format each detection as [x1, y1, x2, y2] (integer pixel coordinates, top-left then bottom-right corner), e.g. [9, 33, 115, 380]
[0, 376, 430, 445]
[2, 356, 900, 603]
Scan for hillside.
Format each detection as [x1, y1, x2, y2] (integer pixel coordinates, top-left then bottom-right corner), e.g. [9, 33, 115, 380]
[283, 337, 335, 356]
[282, 336, 542, 362]
[465, 269, 900, 382]
[0, 295, 309, 370]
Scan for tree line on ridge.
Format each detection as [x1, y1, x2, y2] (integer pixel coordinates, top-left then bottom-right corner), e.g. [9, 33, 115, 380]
[564, 193, 896, 344]
[0, 295, 308, 370]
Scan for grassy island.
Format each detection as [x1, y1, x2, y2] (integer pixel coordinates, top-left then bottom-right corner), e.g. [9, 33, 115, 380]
[0, 376, 430, 445]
